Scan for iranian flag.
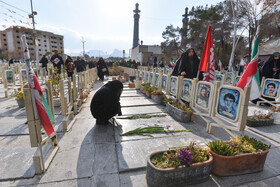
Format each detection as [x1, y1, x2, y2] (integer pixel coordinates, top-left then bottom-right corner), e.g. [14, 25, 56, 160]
[21, 35, 56, 137]
[237, 26, 261, 100]
[199, 26, 215, 82]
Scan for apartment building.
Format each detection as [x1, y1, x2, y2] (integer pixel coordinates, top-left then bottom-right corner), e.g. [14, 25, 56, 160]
[0, 26, 64, 60]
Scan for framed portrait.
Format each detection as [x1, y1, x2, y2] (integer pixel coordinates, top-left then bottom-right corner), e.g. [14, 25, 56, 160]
[234, 76, 241, 86]
[169, 76, 178, 96]
[21, 69, 27, 82]
[160, 68, 164, 74]
[149, 72, 154, 84]
[153, 68, 156, 72]
[181, 79, 192, 102]
[145, 72, 149, 83]
[161, 75, 167, 91]
[154, 73, 160, 88]
[225, 72, 234, 85]
[195, 82, 212, 111]
[5, 70, 13, 84]
[215, 74, 224, 84]
[216, 87, 242, 123]
[137, 70, 140, 79]
[141, 71, 145, 81]
[262, 79, 280, 98]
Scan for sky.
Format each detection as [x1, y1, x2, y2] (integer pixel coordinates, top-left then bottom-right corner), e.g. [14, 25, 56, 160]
[1, 0, 223, 55]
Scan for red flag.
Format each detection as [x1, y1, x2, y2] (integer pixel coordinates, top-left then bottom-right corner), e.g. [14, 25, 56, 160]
[199, 26, 215, 82]
[22, 36, 55, 138]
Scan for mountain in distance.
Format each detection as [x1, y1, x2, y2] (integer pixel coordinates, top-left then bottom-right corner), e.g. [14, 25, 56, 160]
[68, 49, 127, 58]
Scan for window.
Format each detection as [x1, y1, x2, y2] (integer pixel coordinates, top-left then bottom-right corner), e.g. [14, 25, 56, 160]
[44, 45, 47, 47]
[4, 39, 6, 41]
[39, 49, 41, 51]
[45, 49, 47, 52]
[16, 36, 20, 38]
[18, 47, 21, 49]
[17, 41, 20, 44]
[43, 35, 46, 37]
[39, 44, 41, 46]
[60, 43, 62, 45]
[2, 34, 6, 36]
[4, 43, 7, 46]
[16, 30, 19, 33]
[60, 47, 63, 49]
[44, 40, 46, 42]
[38, 39, 40, 41]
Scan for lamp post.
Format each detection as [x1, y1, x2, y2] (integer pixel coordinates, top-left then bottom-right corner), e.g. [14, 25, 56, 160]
[29, 0, 39, 68]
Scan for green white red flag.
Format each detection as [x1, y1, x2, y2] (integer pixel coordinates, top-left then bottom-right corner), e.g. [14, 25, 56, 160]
[199, 26, 215, 82]
[21, 35, 56, 137]
[237, 26, 261, 100]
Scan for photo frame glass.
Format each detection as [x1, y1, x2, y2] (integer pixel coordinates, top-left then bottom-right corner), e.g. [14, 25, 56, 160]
[21, 69, 27, 82]
[145, 72, 149, 82]
[149, 72, 153, 84]
[217, 88, 241, 122]
[169, 77, 177, 95]
[262, 79, 280, 98]
[155, 73, 159, 87]
[234, 76, 241, 86]
[181, 79, 192, 102]
[161, 75, 167, 91]
[141, 71, 145, 81]
[6, 70, 13, 84]
[195, 83, 211, 109]
[215, 74, 224, 84]
[225, 72, 234, 85]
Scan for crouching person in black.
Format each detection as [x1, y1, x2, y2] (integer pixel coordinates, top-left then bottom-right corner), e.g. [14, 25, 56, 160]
[90, 80, 123, 125]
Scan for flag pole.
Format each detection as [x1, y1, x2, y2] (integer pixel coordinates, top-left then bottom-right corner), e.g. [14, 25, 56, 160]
[22, 35, 45, 172]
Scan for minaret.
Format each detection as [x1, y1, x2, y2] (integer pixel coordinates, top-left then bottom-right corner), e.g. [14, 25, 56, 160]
[181, 7, 189, 45]
[132, 3, 140, 49]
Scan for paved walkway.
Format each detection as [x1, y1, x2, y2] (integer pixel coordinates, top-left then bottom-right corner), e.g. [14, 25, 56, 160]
[0, 78, 280, 187]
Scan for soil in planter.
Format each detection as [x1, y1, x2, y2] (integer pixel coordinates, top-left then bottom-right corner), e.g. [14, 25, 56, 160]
[246, 118, 274, 127]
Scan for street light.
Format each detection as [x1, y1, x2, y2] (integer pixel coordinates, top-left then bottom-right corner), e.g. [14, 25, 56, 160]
[29, 0, 39, 67]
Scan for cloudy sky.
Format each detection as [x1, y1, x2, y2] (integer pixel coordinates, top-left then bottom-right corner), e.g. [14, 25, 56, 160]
[1, 0, 222, 55]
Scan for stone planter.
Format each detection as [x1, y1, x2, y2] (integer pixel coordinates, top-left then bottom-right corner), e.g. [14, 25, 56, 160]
[145, 91, 151, 98]
[53, 97, 61, 107]
[151, 94, 164, 105]
[16, 99, 25, 108]
[135, 80, 142, 89]
[246, 118, 274, 127]
[146, 150, 213, 186]
[272, 112, 280, 124]
[210, 149, 269, 176]
[166, 103, 191, 123]
[128, 83, 135, 88]
[140, 85, 145, 93]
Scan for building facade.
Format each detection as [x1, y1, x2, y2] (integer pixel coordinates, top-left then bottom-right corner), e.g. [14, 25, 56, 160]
[0, 26, 64, 60]
[130, 45, 163, 65]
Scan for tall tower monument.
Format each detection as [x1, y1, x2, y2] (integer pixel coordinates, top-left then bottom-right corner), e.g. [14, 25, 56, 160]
[132, 3, 140, 49]
[181, 7, 189, 46]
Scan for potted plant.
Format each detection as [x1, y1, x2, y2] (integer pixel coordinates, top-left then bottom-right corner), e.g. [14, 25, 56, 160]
[247, 110, 274, 127]
[13, 90, 25, 108]
[144, 84, 155, 98]
[151, 89, 165, 104]
[207, 135, 271, 176]
[140, 83, 146, 93]
[166, 100, 193, 123]
[146, 142, 213, 186]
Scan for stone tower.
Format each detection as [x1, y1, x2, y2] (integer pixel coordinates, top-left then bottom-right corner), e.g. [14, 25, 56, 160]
[181, 7, 189, 45]
[132, 3, 140, 49]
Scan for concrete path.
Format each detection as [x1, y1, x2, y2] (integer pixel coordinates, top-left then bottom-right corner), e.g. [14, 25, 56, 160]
[0, 78, 280, 186]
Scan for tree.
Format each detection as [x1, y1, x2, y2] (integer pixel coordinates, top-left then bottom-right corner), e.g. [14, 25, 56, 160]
[161, 24, 182, 61]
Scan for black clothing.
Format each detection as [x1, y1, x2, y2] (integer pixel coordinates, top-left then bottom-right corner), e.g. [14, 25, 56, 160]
[8, 59, 14, 66]
[90, 80, 123, 124]
[171, 48, 202, 80]
[89, 61, 95, 69]
[50, 54, 64, 73]
[97, 58, 108, 81]
[39, 56, 48, 68]
[74, 59, 84, 73]
[261, 52, 280, 79]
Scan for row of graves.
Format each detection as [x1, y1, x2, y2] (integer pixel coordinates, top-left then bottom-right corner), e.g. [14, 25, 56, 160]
[124, 67, 280, 131]
[0, 62, 98, 175]
[122, 66, 280, 136]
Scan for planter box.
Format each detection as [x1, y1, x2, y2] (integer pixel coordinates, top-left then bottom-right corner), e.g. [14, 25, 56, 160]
[151, 94, 164, 105]
[140, 85, 145, 93]
[272, 112, 280, 124]
[145, 91, 151, 98]
[135, 80, 142, 89]
[128, 83, 135, 88]
[247, 118, 274, 127]
[146, 150, 213, 186]
[53, 97, 61, 107]
[210, 149, 269, 176]
[166, 103, 191, 123]
[16, 99, 25, 108]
